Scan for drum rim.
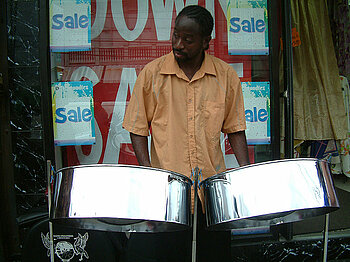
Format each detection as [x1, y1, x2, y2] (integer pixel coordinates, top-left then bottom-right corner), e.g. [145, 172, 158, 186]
[55, 164, 192, 183]
[201, 158, 329, 184]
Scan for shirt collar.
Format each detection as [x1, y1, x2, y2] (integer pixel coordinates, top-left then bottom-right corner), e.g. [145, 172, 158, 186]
[160, 51, 217, 80]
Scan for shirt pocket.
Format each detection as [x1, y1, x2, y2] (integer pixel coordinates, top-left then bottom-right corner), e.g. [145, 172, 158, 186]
[204, 101, 225, 139]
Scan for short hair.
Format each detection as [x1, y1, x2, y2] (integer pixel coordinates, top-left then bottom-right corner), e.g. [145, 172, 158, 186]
[175, 5, 214, 37]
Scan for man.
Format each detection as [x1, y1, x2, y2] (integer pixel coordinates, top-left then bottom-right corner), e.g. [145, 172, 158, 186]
[122, 5, 249, 262]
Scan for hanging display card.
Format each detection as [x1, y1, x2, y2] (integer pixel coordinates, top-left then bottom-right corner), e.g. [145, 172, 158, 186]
[227, 0, 269, 55]
[52, 81, 95, 146]
[242, 82, 270, 144]
[50, 0, 91, 52]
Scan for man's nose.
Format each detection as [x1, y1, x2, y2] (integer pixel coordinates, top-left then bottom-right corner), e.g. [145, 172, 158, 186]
[173, 38, 184, 50]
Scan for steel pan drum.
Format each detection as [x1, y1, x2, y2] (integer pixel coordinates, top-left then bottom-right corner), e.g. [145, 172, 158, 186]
[201, 158, 339, 230]
[50, 165, 191, 232]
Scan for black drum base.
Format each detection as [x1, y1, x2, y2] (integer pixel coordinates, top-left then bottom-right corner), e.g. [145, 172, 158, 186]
[21, 218, 127, 262]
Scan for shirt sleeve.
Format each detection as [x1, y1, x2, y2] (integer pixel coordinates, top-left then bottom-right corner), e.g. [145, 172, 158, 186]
[222, 67, 247, 134]
[122, 67, 156, 136]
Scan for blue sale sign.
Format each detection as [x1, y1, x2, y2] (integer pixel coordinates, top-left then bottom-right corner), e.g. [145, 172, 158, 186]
[242, 82, 270, 144]
[52, 81, 95, 146]
[50, 0, 91, 52]
[227, 0, 269, 55]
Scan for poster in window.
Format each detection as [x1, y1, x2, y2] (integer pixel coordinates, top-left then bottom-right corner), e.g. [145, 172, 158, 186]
[227, 0, 269, 55]
[52, 81, 95, 146]
[242, 82, 270, 144]
[50, 0, 91, 52]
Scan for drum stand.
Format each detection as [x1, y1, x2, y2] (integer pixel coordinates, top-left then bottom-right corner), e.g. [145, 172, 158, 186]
[191, 167, 201, 262]
[323, 213, 330, 262]
[46, 160, 55, 262]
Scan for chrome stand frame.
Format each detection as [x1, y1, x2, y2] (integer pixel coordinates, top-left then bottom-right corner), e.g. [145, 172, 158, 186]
[323, 213, 330, 262]
[47, 160, 55, 262]
[191, 167, 200, 262]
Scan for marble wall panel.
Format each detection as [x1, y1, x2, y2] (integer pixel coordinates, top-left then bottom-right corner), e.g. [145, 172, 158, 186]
[6, 0, 46, 216]
[7, 0, 39, 67]
[12, 131, 46, 216]
[8, 67, 42, 132]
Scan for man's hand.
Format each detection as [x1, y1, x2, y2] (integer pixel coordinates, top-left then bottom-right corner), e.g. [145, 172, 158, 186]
[130, 132, 151, 167]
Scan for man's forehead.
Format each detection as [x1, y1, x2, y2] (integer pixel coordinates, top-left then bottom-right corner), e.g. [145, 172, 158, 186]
[174, 15, 201, 35]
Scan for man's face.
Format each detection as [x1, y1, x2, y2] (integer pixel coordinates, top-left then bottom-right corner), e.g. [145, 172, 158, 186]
[172, 16, 210, 63]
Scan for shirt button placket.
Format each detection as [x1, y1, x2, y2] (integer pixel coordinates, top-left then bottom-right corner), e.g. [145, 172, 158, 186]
[188, 83, 196, 168]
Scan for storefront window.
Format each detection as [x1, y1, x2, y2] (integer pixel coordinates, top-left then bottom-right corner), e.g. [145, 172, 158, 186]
[50, 0, 275, 170]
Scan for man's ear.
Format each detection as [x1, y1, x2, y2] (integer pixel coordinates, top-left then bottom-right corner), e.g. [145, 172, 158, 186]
[203, 35, 211, 51]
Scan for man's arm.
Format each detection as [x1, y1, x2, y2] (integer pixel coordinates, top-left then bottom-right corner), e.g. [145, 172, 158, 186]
[227, 131, 250, 167]
[130, 132, 151, 167]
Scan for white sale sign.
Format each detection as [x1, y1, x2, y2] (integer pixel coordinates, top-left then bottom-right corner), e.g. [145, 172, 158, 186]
[228, 7, 269, 55]
[50, 0, 91, 52]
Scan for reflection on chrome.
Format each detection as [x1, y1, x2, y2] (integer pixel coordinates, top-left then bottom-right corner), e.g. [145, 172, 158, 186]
[51, 165, 191, 232]
[201, 158, 339, 231]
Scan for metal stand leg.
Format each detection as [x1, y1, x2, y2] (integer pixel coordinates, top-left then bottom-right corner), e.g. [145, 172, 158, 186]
[191, 188, 198, 262]
[191, 167, 200, 262]
[47, 160, 55, 262]
[323, 213, 330, 262]
[49, 221, 55, 262]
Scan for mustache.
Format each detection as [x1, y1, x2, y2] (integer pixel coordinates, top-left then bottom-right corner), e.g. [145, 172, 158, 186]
[173, 49, 187, 56]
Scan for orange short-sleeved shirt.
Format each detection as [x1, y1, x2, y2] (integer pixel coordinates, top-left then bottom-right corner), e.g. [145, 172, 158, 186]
[122, 51, 246, 181]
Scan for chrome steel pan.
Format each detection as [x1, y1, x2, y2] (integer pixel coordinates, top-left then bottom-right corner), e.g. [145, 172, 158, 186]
[201, 158, 339, 230]
[50, 165, 191, 232]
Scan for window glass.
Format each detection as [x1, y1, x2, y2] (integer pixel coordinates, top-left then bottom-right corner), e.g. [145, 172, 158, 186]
[50, 0, 273, 169]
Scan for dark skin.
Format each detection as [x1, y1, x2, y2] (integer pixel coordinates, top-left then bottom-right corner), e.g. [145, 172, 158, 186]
[130, 133, 151, 167]
[227, 131, 250, 166]
[172, 15, 210, 80]
[130, 15, 250, 168]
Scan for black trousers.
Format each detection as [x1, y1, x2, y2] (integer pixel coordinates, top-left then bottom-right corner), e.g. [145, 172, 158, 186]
[122, 206, 231, 262]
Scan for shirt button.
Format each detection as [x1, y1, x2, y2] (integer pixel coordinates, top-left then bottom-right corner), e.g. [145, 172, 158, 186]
[190, 135, 193, 138]
[189, 117, 193, 120]
[188, 99, 192, 103]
